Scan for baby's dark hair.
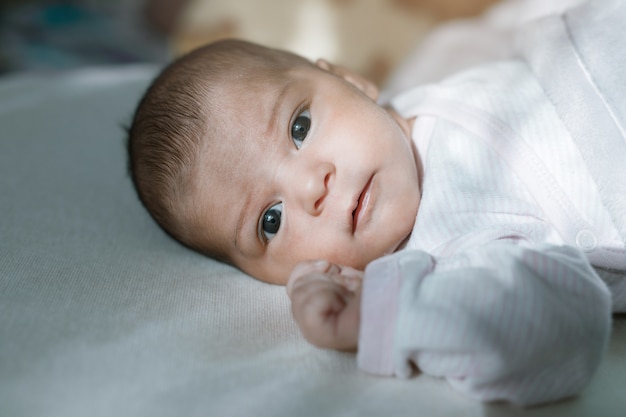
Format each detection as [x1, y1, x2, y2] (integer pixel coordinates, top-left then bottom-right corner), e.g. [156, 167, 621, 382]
[127, 39, 313, 262]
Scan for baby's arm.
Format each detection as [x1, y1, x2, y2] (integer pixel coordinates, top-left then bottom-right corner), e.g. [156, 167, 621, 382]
[359, 242, 612, 406]
[287, 261, 363, 351]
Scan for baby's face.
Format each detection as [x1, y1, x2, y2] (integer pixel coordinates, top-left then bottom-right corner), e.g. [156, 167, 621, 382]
[195, 62, 421, 284]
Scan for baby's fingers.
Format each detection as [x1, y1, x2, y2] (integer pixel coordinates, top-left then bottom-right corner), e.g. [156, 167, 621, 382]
[287, 260, 340, 296]
[292, 284, 351, 349]
[330, 266, 364, 292]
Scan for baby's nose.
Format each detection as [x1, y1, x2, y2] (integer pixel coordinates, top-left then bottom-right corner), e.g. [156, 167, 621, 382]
[295, 161, 334, 216]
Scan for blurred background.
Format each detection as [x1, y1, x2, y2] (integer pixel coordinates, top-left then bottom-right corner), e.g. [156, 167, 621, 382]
[0, 0, 500, 85]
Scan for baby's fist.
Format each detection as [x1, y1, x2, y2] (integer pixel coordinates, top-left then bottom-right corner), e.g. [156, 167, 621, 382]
[287, 260, 362, 351]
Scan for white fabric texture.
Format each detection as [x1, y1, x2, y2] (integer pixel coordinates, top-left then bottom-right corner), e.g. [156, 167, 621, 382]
[1, 1, 625, 416]
[357, 0, 626, 408]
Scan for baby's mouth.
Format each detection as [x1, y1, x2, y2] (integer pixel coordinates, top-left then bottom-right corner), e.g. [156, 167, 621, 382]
[352, 176, 373, 233]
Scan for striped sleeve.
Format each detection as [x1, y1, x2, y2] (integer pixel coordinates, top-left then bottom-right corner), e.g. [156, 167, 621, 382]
[357, 242, 612, 406]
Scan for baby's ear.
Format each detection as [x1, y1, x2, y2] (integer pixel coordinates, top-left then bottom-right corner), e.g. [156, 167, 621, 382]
[315, 59, 379, 101]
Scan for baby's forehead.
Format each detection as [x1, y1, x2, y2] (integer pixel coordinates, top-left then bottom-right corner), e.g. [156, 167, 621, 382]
[194, 61, 316, 182]
[207, 71, 302, 134]
[194, 96, 265, 185]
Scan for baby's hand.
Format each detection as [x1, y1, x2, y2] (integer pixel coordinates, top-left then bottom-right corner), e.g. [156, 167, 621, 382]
[287, 260, 363, 351]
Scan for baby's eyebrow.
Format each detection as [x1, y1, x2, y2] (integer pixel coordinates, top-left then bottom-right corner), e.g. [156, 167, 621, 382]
[234, 191, 253, 255]
[234, 79, 296, 256]
[265, 80, 294, 138]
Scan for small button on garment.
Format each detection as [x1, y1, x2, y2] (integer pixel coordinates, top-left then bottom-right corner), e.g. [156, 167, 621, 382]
[576, 229, 597, 252]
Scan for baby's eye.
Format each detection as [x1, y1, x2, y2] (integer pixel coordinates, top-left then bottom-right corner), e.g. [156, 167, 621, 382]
[291, 109, 311, 149]
[261, 202, 283, 241]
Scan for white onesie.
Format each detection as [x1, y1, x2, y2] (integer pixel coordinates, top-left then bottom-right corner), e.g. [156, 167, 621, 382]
[357, 0, 626, 406]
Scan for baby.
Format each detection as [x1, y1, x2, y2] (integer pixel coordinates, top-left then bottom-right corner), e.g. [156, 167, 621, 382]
[128, 0, 625, 407]
[128, 38, 419, 284]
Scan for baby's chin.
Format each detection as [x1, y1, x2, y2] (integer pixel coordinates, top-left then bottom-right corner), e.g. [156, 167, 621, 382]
[356, 231, 413, 270]
[392, 232, 412, 253]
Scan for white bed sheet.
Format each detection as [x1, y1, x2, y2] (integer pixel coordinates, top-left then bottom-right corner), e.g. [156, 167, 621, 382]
[0, 46, 624, 417]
